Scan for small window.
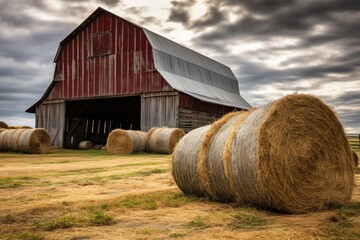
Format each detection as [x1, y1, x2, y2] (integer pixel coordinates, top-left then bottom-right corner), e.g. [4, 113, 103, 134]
[88, 32, 112, 57]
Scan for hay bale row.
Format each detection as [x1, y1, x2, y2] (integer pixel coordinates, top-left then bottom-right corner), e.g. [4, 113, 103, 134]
[106, 129, 147, 154]
[172, 94, 355, 213]
[105, 127, 185, 155]
[147, 127, 185, 154]
[0, 128, 51, 154]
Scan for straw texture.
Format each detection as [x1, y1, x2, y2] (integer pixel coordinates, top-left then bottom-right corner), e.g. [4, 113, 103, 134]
[172, 125, 210, 196]
[79, 140, 93, 150]
[0, 128, 51, 154]
[197, 111, 250, 201]
[231, 94, 354, 213]
[106, 129, 146, 154]
[147, 127, 185, 154]
[172, 94, 354, 213]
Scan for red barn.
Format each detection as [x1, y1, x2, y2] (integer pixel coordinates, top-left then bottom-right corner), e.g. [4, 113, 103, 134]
[26, 7, 251, 149]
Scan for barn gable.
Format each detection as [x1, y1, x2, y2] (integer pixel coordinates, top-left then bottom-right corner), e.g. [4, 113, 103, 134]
[26, 7, 251, 148]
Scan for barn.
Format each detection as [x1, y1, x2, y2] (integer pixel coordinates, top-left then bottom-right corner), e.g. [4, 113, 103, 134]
[26, 7, 251, 149]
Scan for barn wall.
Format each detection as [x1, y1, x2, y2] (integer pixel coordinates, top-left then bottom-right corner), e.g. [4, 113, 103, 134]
[47, 11, 172, 101]
[36, 101, 65, 147]
[141, 92, 179, 131]
[178, 94, 239, 132]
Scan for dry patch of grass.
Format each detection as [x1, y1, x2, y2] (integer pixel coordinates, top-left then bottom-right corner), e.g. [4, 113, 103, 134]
[0, 149, 359, 239]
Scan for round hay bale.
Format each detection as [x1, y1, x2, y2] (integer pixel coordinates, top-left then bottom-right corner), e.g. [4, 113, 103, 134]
[353, 151, 359, 167]
[231, 94, 354, 213]
[0, 128, 51, 154]
[79, 140, 93, 150]
[0, 121, 9, 129]
[147, 127, 185, 154]
[106, 129, 146, 154]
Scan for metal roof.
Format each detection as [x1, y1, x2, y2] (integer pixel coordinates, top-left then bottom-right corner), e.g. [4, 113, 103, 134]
[143, 29, 251, 109]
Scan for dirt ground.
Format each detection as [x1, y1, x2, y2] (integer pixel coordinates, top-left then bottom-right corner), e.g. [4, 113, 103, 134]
[0, 149, 359, 240]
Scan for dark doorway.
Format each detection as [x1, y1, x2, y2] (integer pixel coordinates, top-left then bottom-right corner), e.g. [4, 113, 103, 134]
[64, 96, 141, 149]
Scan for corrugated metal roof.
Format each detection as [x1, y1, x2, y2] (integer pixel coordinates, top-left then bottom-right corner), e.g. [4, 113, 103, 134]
[143, 28, 251, 109]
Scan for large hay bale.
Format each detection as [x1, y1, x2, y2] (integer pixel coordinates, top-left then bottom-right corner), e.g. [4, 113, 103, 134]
[230, 94, 354, 213]
[172, 94, 354, 213]
[79, 140, 93, 150]
[0, 128, 51, 154]
[172, 111, 252, 200]
[147, 127, 185, 154]
[0, 121, 8, 129]
[106, 129, 146, 154]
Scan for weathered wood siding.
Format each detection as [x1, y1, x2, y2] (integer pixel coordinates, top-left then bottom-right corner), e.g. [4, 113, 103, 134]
[178, 94, 239, 132]
[47, 11, 172, 101]
[36, 102, 65, 147]
[141, 92, 179, 131]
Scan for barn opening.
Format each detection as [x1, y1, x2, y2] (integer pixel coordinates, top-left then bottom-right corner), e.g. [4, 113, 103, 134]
[64, 96, 141, 149]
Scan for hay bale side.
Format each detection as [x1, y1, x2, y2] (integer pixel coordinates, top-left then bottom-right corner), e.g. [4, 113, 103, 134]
[231, 94, 354, 213]
[197, 111, 250, 201]
[79, 140, 93, 150]
[0, 121, 8, 129]
[147, 127, 185, 154]
[0, 128, 50, 154]
[106, 129, 146, 154]
[172, 125, 210, 196]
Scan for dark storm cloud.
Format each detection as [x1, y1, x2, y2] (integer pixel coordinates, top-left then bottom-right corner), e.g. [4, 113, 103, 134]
[168, 0, 196, 25]
[97, 0, 121, 7]
[191, 4, 226, 29]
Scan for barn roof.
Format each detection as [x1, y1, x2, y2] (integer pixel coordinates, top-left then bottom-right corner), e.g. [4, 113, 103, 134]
[143, 29, 251, 109]
[26, 7, 251, 113]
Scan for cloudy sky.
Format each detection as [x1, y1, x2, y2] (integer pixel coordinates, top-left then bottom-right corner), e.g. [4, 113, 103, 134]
[0, 0, 359, 132]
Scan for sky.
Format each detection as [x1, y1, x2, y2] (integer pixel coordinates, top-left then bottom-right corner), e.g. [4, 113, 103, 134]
[0, 0, 359, 132]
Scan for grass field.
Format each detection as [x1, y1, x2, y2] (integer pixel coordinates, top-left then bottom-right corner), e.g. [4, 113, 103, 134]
[0, 149, 359, 240]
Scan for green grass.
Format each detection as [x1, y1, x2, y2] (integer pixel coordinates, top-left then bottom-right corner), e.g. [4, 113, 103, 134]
[187, 216, 210, 229]
[33, 216, 75, 230]
[227, 212, 268, 230]
[0, 176, 37, 189]
[87, 209, 115, 226]
[16, 232, 45, 240]
[320, 202, 360, 238]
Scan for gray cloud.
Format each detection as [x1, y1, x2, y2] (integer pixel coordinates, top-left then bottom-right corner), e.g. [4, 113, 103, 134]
[97, 0, 121, 7]
[168, 0, 196, 25]
[191, 5, 226, 29]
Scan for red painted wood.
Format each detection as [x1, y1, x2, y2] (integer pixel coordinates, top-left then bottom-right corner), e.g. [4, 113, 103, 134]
[51, 11, 174, 102]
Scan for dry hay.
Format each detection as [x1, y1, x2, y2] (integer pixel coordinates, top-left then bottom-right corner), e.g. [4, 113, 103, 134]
[172, 94, 354, 213]
[172, 111, 252, 199]
[106, 129, 146, 154]
[353, 151, 359, 167]
[0, 128, 51, 154]
[147, 127, 185, 154]
[231, 94, 354, 213]
[172, 125, 211, 196]
[8, 126, 32, 129]
[78, 140, 93, 150]
[0, 121, 9, 129]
